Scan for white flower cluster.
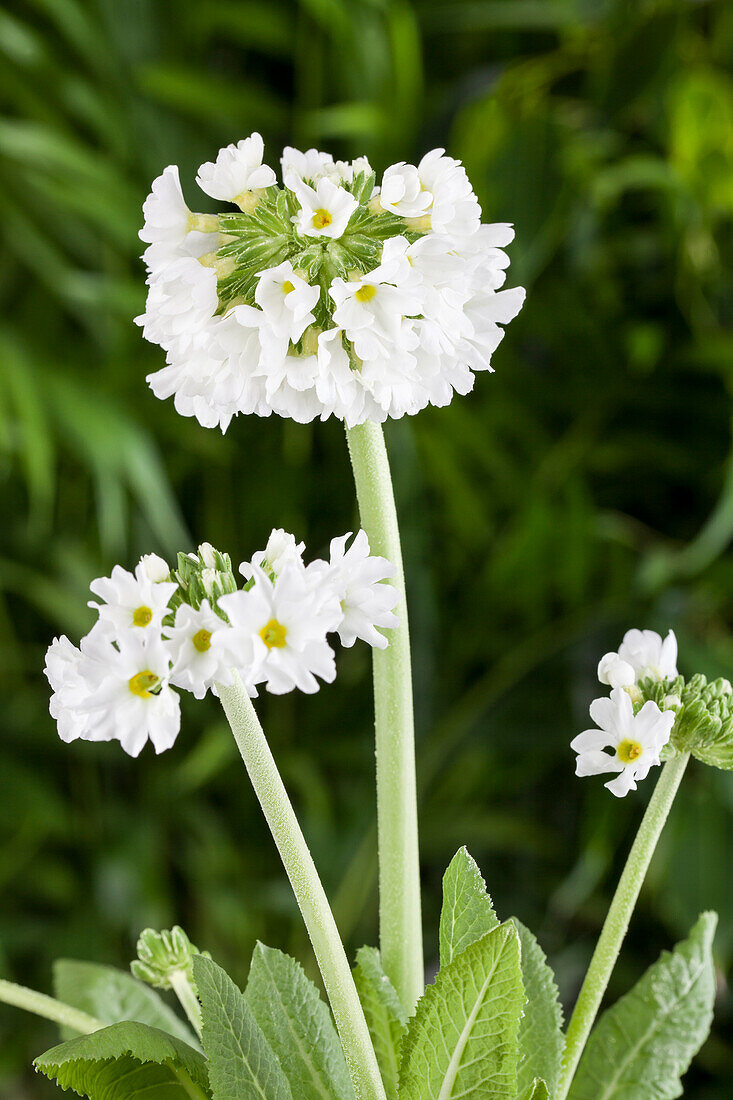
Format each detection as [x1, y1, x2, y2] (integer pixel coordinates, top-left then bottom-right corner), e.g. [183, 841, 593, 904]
[137, 134, 525, 431]
[44, 530, 397, 757]
[571, 629, 679, 797]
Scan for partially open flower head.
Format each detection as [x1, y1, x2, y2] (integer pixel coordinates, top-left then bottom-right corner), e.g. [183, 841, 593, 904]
[45, 531, 398, 753]
[138, 135, 525, 431]
[571, 688, 675, 797]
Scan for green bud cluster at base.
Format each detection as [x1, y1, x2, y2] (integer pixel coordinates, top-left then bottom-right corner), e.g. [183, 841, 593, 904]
[171, 543, 238, 618]
[637, 673, 733, 771]
[132, 926, 209, 991]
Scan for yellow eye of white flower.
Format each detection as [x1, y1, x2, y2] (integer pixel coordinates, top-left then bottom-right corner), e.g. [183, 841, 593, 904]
[311, 208, 333, 230]
[133, 605, 153, 627]
[617, 739, 643, 764]
[282, 280, 295, 295]
[260, 618, 288, 649]
[355, 284, 376, 302]
[192, 628, 212, 653]
[129, 670, 160, 698]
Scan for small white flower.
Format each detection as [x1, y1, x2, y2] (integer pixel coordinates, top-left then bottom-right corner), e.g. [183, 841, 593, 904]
[139, 166, 216, 269]
[136, 257, 219, 355]
[599, 629, 678, 687]
[379, 162, 433, 219]
[330, 264, 421, 362]
[164, 600, 234, 699]
[255, 261, 320, 345]
[216, 564, 340, 694]
[79, 630, 181, 756]
[288, 176, 358, 240]
[139, 553, 171, 583]
[45, 634, 102, 744]
[327, 531, 398, 649]
[88, 562, 178, 638]
[571, 688, 675, 797]
[282, 148, 371, 187]
[196, 134, 277, 204]
[246, 529, 306, 580]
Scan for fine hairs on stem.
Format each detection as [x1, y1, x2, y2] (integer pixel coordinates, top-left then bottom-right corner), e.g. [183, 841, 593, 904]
[558, 752, 690, 1097]
[346, 420, 424, 1015]
[217, 675, 386, 1100]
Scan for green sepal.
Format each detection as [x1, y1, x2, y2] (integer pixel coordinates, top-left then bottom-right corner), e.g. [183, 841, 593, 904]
[34, 1021, 210, 1099]
[353, 946, 407, 1099]
[568, 911, 718, 1100]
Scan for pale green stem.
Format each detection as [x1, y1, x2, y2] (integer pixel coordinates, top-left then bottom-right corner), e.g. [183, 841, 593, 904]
[217, 677, 386, 1100]
[558, 753, 690, 1098]
[345, 421, 424, 1015]
[172, 1066, 210, 1100]
[0, 978, 103, 1035]
[169, 970, 203, 1040]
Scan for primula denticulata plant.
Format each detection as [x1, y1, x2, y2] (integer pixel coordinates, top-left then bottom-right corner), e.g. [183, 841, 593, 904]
[3, 134, 729, 1100]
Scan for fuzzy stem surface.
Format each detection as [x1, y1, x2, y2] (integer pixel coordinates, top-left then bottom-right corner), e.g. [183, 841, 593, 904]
[345, 421, 424, 1014]
[558, 752, 690, 1098]
[0, 979, 103, 1035]
[218, 677, 386, 1100]
[169, 970, 203, 1040]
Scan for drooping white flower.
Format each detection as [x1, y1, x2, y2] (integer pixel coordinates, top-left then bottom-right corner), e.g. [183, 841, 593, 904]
[45, 634, 102, 744]
[379, 149, 480, 238]
[598, 629, 678, 689]
[139, 166, 217, 269]
[196, 134, 277, 204]
[255, 262, 320, 345]
[379, 162, 433, 219]
[326, 531, 398, 649]
[288, 176, 359, 240]
[216, 565, 341, 695]
[164, 600, 234, 699]
[571, 688, 674, 797]
[135, 257, 219, 355]
[88, 562, 178, 639]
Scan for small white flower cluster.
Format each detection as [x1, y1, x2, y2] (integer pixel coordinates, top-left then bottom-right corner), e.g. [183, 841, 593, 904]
[44, 530, 398, 757]
[571, 629, 679, 797]
[137, 134, 525, 431]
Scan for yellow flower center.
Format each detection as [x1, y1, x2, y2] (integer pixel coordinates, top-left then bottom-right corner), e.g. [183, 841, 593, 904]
[355, 283, 377, 302]
[129, 670, 159, 698]
[282, 280, 295, 294]
[617, 739, 643, 764]
[192, 629, 212, 653]
[260, 618, 288, 649]
[312, 208, 333, 230]
[133, 605, 153, 627]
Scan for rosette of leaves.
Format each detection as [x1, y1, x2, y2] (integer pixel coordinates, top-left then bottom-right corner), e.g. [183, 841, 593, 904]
[32, 852, 717, 1098]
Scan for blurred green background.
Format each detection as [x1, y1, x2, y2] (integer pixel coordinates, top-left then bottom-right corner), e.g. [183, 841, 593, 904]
[1, 0, 732, 1094]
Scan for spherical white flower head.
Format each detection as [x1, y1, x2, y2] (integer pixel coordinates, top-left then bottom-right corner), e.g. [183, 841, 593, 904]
[88, 562, 178, 638]
[571, 688, 675, 797]
[164, 600, 233, 700]
[327, 531, 398, 649]
[617, 628, 678, 683]
[79, 630, 180, 756]
[289, 175, 359, 240]
[139, 137, 524, 430]
[255, 262, 320, 345]
[196, 134, 277, 204]
[216, 564, 340, 695]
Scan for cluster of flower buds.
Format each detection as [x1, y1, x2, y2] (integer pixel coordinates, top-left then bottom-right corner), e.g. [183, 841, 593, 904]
[572, 628, 733, 796]
[44, 529, 398, 757]
[137, 133, 525, 430]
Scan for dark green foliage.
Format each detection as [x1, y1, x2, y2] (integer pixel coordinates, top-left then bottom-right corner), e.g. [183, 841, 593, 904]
[1, 0, 732, 1094]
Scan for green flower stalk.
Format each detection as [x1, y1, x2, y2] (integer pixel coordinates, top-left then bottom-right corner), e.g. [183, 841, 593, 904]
[346, 420, 424, 1014]
[0, 979, 103, 1036]
[132, 926, 207, 1039]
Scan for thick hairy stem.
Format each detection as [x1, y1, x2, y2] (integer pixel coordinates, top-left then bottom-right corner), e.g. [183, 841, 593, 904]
[345, 421, 424, 1014]
[0, 979, 103, 1035]
[558, 753, 690, 1098]
[218, 678, 386, 1100]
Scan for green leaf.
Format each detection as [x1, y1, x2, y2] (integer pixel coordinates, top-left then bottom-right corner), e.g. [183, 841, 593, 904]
[568, 911, 718, 1100]
[54, 959, 198, 1047]
[244, 942, 353, 1100]
[353, 946, 407, 1099]
[34, 1020, 210, 1099]
[512, 920, 564, 1098]
[399, 922, 524, 1100]
[194, 954, 292, 1100]
[521, 1080, 549, 1100]
[439, 846, 499, 967]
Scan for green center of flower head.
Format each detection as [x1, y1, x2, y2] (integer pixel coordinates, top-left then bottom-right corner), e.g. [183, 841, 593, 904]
[617, 739, 643, 764]
[192, 628, 212, 653]
[129, 670, 160, 698]
[212, 168, 430, 334]
[260, 618, 288, 649]
[133, 605, 153, 627]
